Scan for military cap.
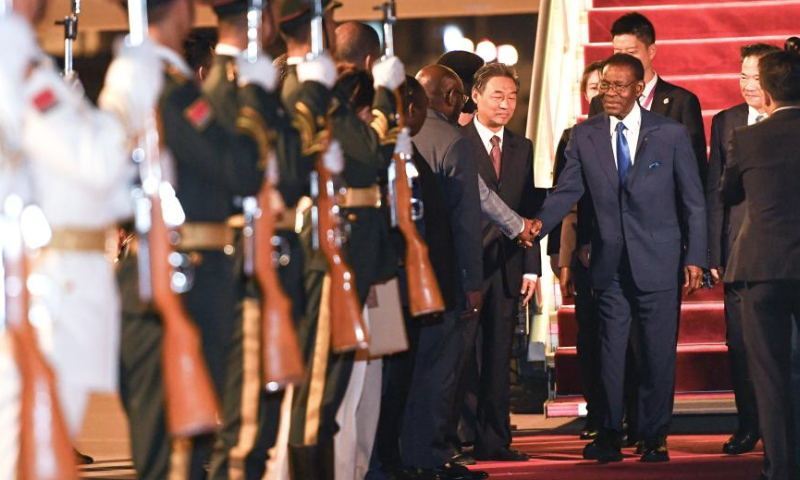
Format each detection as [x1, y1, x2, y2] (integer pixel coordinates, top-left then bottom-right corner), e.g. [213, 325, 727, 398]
[278, 0, 341, 32]
[437, 50, 484, 113]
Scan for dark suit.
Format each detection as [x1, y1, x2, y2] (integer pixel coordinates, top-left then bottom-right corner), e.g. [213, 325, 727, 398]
[705, 103, 758, 437]
[377, 110, 484, 470]
[537, 107, 706, 441]
[721, 107, 800, 480]
[590, 76, 707, 182]
[461, 120, 542, 456]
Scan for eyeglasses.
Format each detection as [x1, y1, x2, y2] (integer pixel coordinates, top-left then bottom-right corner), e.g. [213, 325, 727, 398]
[598, 80, 638, 93]
[453, 90, 469, 104]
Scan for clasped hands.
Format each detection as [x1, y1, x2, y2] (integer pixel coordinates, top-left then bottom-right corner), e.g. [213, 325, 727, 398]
[515, 218, 544, 248]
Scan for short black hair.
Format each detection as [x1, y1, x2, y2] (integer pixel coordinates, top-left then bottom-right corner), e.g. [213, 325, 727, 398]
[611, 12, 656, 46]
[400, 75, 426, 111]
[758, 50, 800, 103]
[603, 53, 645, 81]
[335, 22, 381, 68]
[580, 60, 604, 95]
[473, 63, 520, 94]
[335, 65, 375, 112]
[183, 33, 215, 74]
[740, 43, 781, 61]
[785, 37, 800, 54]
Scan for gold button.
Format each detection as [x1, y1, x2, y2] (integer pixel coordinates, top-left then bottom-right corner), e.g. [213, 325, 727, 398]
[348, 213, 357, 222]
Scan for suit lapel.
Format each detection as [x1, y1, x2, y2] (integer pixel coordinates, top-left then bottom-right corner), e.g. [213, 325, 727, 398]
[650, 78, 672, 116]
[625, 110, 661, 190]
[587, 114, 620, 192]
[732, 103, 749, 128]
[498, 129, 516, 185]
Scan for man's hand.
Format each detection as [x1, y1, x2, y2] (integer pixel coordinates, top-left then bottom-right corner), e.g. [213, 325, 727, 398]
[577, 244, 591, 268]
[515, 218, 535, 248]
[709, 266, 723, 285]
[520, 276, 537, 307]
[460, 290, 483, 319]
[560, 267, 575, 297]
[684, 265, 703, 295]
[529, 218, 543, 238]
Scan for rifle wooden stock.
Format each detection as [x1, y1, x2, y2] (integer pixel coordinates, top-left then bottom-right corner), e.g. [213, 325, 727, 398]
[3, 215, 77, 480]
[148, 197, 220, 438]
[316, 163, 369, 353]
[390, 90, 444, 317]
[254, 181, 305, 391]
[391, 150, 445, 317]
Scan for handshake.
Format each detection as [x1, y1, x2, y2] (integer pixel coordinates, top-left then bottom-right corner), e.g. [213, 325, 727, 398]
[515, 218, 543, 248]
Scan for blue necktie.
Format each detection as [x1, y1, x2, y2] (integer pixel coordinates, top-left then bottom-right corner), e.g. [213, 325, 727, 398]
[616, 122, 632, 184]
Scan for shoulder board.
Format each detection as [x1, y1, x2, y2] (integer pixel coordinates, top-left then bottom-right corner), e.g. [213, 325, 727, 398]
[166, 64, 189, 85]
[184, 98, 214, 131]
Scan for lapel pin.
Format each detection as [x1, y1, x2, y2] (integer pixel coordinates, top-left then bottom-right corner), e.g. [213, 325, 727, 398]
[663, 98, 670, 105]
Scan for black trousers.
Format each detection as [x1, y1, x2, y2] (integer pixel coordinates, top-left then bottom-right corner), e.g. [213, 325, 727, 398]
[723, 284, 759, 435]
[738, 280, 800, 480]
[119, 250, 236, 480]
[595, 260, 679, 440]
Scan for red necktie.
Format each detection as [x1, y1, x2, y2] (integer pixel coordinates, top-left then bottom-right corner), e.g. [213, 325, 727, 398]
[490, 135, 502, 178]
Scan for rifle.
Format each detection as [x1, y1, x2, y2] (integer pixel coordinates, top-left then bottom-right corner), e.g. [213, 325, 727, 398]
[244, 0, 305, 391]
[125, 0, 219, 437]
[377, 0, 445, 317]
[1, 196, 78, 480]
[55, 0, 80, 81]
[305, 0, 369, 352]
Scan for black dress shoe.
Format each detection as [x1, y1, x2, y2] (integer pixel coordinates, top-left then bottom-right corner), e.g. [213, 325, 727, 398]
[451, 453, 477, 466]
[582, 440, 622, 463]
[723, 431, 759, 455]
[580, 420, 599, 440]
[633, 440, 645, 455]
[74, 448, 94, 465]
[428, 463, 489, 480]
[475, 447, 530, 461]
[639, 438, 669, 463]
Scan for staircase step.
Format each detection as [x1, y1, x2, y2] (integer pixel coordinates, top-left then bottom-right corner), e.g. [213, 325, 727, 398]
[545, 391, 736, 418]
[593, 0, 777, 7]
[554, 343, 731, 396]
[588, 1, 800, 43]
[556, 296, 726, 348]
[584, 36, 786, 77]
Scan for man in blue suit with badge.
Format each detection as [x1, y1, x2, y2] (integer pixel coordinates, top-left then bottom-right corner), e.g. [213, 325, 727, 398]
[530, 53, 706, 463]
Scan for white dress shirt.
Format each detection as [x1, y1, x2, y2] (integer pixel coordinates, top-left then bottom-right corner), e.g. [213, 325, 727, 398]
[473, 116, 504, 156]
[639, 72, 659, 110]
[610, 102, 642, 167]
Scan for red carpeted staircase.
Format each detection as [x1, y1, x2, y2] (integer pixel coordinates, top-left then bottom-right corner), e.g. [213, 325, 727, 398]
[548, 0, 800, 417]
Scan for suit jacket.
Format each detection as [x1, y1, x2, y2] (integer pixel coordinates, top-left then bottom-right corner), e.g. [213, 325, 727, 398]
[462, 121, 542, 296]
[721, 107, 800, 282]
[705, 103, 748, 268]
[590, 76, 707, 183]
[537, 108, 707, 292]
[413, 109, 483, 296]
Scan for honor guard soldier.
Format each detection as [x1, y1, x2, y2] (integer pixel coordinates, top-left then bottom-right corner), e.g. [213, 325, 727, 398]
[110, 0, 293, 478]
[0, 3, 161, 480]
[276, 0, 406, 477]
[201, 1, 334, 478]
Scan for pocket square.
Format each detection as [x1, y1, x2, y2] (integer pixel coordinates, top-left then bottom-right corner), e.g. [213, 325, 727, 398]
[648, 161, 662, 169]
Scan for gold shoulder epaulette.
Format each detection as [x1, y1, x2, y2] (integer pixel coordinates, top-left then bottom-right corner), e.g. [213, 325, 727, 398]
[293, 102, 329, 156]
[236, 106, 275, 170]
[370, 110, 399, 145]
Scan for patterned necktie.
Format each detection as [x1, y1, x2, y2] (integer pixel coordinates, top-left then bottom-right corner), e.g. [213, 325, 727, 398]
[490, 135, 502, 178]
[616, 122, 632, 184]
[755, 114, 765, 123]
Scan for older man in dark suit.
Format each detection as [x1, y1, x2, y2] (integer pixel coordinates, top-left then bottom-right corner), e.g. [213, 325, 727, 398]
[721, 50, 800, 480]
[706, 43, 781, 456]
[460, 63, 543, 462]
[532, 54, 706, 463]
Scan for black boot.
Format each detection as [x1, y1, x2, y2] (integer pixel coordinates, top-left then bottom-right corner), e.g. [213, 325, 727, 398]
[289, 442, 335, 480]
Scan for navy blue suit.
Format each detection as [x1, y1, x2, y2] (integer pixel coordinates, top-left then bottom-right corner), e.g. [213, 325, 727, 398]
[537, 108, 706, 439]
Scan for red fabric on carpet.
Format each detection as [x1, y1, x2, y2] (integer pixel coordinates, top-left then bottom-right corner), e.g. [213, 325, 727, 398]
[472, 434, 763, 479]
[593, 0, 776, 7]
[588, 1, 800, 43]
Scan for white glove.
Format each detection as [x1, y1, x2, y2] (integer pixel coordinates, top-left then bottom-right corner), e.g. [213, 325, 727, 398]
[98, 37, 164, 136]
[372, 56, 405, 91]
[296, 54, 336, 89]
[393, 127, 412, 157]
[323, 140, 344, 174]
[237, 54, 278, 93]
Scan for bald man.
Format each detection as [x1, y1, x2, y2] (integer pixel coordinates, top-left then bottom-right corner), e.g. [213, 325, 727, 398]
[334, 21, 381, 71]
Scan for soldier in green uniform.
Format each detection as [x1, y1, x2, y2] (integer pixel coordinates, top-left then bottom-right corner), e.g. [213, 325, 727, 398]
[276, 0, 407, 477]
[200, 1, 334, 479]
[113, 0, 296, 478]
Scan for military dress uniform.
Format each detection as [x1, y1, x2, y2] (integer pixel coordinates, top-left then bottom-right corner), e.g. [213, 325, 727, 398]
[117, 42, 274, 480]
[280, 53, 400, 477]
[198, 6, 331, 477]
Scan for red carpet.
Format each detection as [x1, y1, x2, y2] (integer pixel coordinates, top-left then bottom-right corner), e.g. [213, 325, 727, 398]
[471, 434, 763, 479]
